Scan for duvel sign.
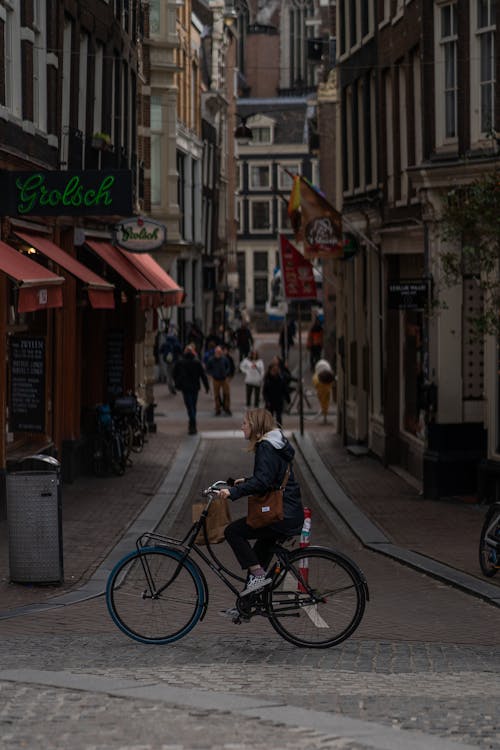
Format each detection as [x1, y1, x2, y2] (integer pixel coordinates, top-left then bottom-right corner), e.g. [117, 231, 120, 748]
[0, 170, 133, 217]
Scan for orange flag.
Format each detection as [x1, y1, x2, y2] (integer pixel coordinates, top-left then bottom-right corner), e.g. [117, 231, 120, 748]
[288, 176, 343, 259]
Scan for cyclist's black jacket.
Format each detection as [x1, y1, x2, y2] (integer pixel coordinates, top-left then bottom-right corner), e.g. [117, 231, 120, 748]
[228, 429, 304, 535]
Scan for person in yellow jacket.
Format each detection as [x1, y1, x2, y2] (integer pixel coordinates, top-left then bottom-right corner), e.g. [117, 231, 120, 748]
[312, 359, 334, 424]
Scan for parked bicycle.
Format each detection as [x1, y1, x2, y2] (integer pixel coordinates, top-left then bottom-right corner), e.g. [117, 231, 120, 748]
[112, 394, 147, 459]
[92, 404, 127, 477]
[106, 480, 369, 648]
[479, 502, 500, 576]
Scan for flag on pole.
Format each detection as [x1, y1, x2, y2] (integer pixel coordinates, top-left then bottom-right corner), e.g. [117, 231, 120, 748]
[279, 235, 317, 301]
[287, 175, 343, 259]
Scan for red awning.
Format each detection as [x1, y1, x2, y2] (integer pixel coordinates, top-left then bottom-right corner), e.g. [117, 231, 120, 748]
[15, 232, 115, 309]
[117, 249, 184, 306]
[86, 240, 183, 308]
[0, 240, 64, 312]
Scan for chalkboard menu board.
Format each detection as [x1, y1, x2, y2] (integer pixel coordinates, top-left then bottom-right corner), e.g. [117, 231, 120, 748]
[106, 330, 125, 397]
[10, 336, 46, 432]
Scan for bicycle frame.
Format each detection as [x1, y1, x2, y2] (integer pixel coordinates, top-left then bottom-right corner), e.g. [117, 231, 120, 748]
[134, 496, 247, 607]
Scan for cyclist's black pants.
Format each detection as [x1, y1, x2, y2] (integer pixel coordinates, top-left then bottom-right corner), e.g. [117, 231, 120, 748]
[224, 516, 292, 570]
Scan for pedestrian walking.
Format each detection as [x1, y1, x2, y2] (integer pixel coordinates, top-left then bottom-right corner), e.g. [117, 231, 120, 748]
[263, 360, 289, 426]
[240, 349, 265, 408]
[234, 321, 254, 364]
[222, 344, 236, 379]
[185, 320, 204, 355]
[216, 408, 304, 603]
[312, 359, 335, 424]
[307, 315, 324, 372]
[206, 345, 232, 416]
[173, 345, 209, 435]
[161, 326, 182, 395]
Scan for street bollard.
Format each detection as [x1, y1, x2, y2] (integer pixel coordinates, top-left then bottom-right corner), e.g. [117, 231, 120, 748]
[298, 507, 311, 592]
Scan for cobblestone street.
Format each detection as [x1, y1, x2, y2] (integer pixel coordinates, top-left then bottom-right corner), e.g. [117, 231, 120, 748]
[1, 336, 499, 749]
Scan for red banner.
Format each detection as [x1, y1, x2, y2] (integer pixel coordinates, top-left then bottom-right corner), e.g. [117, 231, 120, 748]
[279, 235, 317, 301]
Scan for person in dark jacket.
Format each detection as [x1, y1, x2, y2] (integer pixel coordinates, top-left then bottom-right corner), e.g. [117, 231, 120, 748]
[206, 345, 232, 415]
[218, 408, 304, 599]
[173, 345, 209, 434]
[263, 361, 289, 426]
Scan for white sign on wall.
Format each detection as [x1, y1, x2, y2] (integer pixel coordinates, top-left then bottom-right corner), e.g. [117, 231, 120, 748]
[114, 217, 166, 253]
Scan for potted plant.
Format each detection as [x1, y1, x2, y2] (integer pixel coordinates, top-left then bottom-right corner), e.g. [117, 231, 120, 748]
[91, 132, 112, 150]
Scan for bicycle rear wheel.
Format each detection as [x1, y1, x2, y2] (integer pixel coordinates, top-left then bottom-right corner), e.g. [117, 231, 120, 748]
[479, 505, 500, 577]
[106, 547, 205, 644]
[266, 547, 367, 648]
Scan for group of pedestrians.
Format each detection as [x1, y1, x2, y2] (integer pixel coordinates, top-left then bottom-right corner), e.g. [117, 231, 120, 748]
[156, 315, 332, 434]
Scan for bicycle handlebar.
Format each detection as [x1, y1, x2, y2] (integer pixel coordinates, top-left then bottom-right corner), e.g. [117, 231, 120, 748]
[201, 479, 231, 497]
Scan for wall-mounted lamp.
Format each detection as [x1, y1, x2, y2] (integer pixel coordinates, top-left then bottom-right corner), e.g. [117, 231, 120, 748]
[223, 8, 238, 26]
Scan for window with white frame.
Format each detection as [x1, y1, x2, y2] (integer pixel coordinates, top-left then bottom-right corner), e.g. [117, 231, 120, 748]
[78, 34, 88, 136]
[93, 44, 104, 134]
[150, 95, 162, 205]
[435, 2, 458, 145]
[249, 163, 271, 190]
[398, 62, 408, 203]
[236, 162, 243, 191]
[380, 0, 391, 25]
[250, 126, 272, 144]
[149, 0, 160, 31]
[412, 48, 423, 165]
[471, 0, 496, 140]
[4, 2, 21, 117]
[278, 198, 292, 232]
[236, 197, 243, 232]
[249, 199, 272, 232]
[278, 162, 300, 190]
[384, 69, 394, 202]
[32, 0, 47, 131]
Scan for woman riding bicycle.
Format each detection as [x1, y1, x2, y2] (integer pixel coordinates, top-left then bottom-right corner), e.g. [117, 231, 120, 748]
[217, 408, 304, 596]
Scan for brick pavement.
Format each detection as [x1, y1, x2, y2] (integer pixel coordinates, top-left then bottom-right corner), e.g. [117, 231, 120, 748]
[0, 330, 497, 617]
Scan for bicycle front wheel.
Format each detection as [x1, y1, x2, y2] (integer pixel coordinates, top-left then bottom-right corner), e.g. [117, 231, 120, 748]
[266, 547, 367, 648]
[479, 505, 500, 577]
[106, 547, 205, 644]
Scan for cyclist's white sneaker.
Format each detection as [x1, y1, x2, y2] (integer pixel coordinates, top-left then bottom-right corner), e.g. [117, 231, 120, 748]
[240, 573, 272, 596]
[219, 607, 239, 619]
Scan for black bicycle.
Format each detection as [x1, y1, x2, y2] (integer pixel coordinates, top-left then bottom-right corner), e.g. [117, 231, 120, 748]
[479, 501, 500, 576]
[106, 481, 369, 648]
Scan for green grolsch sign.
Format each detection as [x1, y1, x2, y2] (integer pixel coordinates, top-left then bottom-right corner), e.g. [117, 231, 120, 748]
[0, 170, 133, 217]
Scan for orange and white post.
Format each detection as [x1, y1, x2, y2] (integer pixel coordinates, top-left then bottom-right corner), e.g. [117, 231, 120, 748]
[298, 507, 311, 592]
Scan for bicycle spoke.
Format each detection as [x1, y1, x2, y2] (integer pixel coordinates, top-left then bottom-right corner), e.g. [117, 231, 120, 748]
[106, 548, 204, 644]
[266, 548, 366, 648]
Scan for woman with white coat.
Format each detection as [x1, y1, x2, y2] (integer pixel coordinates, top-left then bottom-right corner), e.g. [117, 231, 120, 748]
[240, 349, 265, 408]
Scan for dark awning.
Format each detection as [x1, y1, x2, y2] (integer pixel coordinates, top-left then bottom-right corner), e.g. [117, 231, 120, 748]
[0, 240, 64, 312]
[15, 232, 115, 309]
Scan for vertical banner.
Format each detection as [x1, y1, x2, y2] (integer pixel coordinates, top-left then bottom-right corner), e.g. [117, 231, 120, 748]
[279, 235, 317, 301]
[279, 235, 317, 436]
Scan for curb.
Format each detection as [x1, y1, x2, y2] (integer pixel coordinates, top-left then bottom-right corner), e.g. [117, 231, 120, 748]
[293, 432, 500, 608]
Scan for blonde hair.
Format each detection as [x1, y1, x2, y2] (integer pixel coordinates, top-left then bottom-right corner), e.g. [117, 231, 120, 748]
[244, 408, 277, 451]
